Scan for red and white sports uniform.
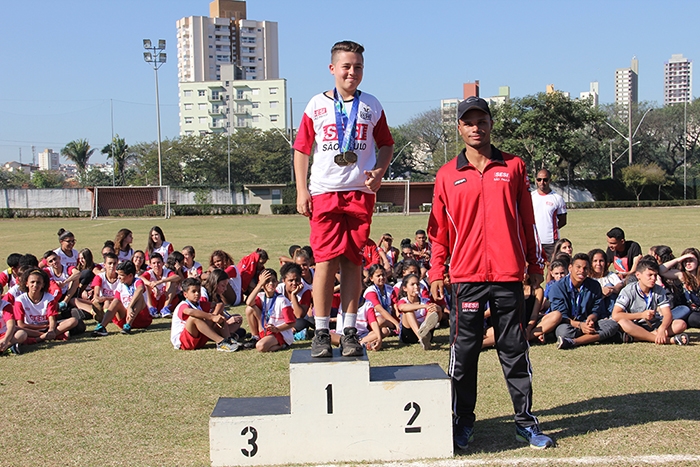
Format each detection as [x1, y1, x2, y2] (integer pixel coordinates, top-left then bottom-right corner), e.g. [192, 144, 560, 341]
[0, 299, 14, 339]
[147, 242, 174, 263]
[3, 284, 21, 302]
[397, 296, 432, 326]
[224, 265, 243, 306]
[14, 292, 58, 327]
[141, 267, 177, 307]
[275, 282, 313, 310]
[112, 279, 152, 329]
[294, 91, 394, 196]
[237, 252, 262, 292]
[44, 265, 75, 296]
[363, 283, 396, 319]
[361, 238, 382, 270]
[531, 190, 567, 245]
[117, 248, 134, 263]
[392, 279, 430, 306]
[54, 247, 79, 270]
[254, 291, 295, 345]
[183, 262, 203, 277]
[91, 272, 120, 299]
[170, 299, 213, 350]
[0, 269, 16, 290]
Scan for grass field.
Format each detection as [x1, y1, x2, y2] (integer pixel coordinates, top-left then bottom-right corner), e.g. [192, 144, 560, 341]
[2, 207, 700, 467]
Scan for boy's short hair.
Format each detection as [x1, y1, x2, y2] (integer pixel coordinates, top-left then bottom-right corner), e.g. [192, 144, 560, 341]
[19, 254, 39, 269]
[331, 40, 364, 62]
[117, 260, 136, 276]
[635, 256, 659, 274]
[7, 253, 22, 269]
[288, 244, 301, 257]
[103, 252, 118, 262]
[549, 260, 566, 271]
[43, 250, 58, 260]
[149, 252, 164, 262]
[181, 277, 201, 291]
[280, 262, 302, 279]
[415, 229, 426, 236]
[606, 227, 625, 240]
[571, 253, 590, 265]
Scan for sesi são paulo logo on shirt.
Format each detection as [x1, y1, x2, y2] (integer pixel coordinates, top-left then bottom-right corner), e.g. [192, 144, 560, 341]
[493, 171, 511, 182]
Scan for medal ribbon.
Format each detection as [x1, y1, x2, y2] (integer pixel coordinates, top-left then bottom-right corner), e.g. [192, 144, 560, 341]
[636, 283, 654, 311]
[568, 276, 584, 320]
[333, 89, 360, 154]
[375, 284, 390, 310]
[262, 293, 279, 327]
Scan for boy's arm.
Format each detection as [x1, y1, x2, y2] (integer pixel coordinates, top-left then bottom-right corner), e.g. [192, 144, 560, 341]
[128, 283, 145, 315]
[183, 306, 225, 325]
[364, 144, 393, 193]
[294, 150, 312, 217]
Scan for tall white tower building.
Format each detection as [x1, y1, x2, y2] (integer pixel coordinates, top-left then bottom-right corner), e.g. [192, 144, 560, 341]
[38, 149, 60, 171]
[664, 54, 692, 105]
[615, 57, 638, 110]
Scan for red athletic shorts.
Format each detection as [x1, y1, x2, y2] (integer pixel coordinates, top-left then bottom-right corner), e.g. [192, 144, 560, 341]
[309, 191, 375, 265]
[179, 328, 210, 350]
[113, 307, 153, 329]
[259, 329, 285, 346]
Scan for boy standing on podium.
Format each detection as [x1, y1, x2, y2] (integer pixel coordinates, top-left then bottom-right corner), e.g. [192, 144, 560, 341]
[293, 40, 394, 358]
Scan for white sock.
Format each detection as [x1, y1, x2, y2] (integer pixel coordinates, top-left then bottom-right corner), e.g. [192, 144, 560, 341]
[315, 316, 330, 330]
[343, 313, 357, 330]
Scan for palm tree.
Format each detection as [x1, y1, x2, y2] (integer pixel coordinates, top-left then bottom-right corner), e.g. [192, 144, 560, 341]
[101, 135, 134, 185]
[61, 139, 95, 183]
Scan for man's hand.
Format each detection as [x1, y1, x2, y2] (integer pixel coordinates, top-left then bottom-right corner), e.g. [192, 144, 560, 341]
[580, 319, 597, 335]
[364, 168, 383, 193]
[430, 280, 444, 301]
[296, 188, 312, 217]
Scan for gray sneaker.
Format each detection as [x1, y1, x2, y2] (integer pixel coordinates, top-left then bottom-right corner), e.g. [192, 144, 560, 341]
[311, 328, 332, 358]
[515, 424, 554, 449]
[340, 327, 363, 357]
[556, 335, 575, 350]
[418, 312, 439, 350]
[216, 340, 237, 352]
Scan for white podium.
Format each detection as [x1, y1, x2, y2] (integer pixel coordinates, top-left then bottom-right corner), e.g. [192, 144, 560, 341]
[210, 348, 453, 466]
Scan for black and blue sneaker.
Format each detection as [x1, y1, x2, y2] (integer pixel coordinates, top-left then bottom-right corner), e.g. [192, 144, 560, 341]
[453, 424, 474, 450]
[92, 324, 108, 337]
[120, 323, 132, 335]
[515, 424, 554, 449]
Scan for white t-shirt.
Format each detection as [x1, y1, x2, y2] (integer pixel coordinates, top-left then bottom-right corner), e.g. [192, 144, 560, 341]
[293, 91, 394, 196]
[54, 247, 79, 270]
[531, 190, 567, 244]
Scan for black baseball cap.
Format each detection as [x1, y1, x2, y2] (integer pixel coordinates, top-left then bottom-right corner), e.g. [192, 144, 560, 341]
[457, 96, 491, 121]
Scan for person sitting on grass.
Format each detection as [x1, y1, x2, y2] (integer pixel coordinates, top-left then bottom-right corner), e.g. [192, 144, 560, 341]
[170, 277, 237, 352]
[14, 268, 79, 344]
[132, 250, 147, 276]
[1, 296, 26, 354]
[181, 245, 203, 278]
[74, 252, 120, 323]
[244, 268, 296, 353]
[588, 248, 624, 316]
[237, 248, 269, 299]
[658, 248, 700, 326]
[606, 227, 642, 280]
[140, 252, 181, 318]
[0, 253, 22, 292]
[333, 297, 385, 351]
[42, 250, 80, 315]
[92, 261, 152, 336]
[146, 226, 173, 264]
[201, 268, 246, 339]
[612, 256, 688, 345]
[396, 273, 442, 350]
[551, 253, 620, 350]
[203, 250, 242, 306]
[363, 264, 400, 335]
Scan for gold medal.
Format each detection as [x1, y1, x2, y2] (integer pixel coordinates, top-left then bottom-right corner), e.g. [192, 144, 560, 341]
[334, 153, 349, 166]
[343, 151, 357, 164]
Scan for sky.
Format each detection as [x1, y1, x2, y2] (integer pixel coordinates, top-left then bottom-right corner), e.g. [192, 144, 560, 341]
[1, 0, 698, 165]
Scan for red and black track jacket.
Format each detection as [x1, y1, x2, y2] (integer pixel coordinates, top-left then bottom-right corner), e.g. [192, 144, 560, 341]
[427, 146, 544, 284]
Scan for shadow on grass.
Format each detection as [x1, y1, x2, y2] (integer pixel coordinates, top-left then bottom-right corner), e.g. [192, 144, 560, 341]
[462, 389, 700, 455]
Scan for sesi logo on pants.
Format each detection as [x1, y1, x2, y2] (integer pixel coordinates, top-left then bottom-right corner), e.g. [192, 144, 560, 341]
[461, 301, 479, 312]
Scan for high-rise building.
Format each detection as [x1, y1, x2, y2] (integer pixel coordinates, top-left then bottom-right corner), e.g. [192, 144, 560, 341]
[664, 53, 692, 105]
[463, 81, 479, 98]
[615, 57, 638, 109]
[579, 81, 599, 107]
[38, 149, 60, 171]
[176, 0, 278, 83]
[179, 64, 287, 136]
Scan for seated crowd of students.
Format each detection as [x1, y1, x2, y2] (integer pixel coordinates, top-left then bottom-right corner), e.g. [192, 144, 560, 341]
[1, 224, 698, 357]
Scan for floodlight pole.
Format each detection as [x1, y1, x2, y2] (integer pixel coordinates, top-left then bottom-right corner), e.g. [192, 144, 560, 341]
[143, 39, 167, 187]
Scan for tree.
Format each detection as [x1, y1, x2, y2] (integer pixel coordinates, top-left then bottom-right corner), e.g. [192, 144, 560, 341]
[31, 170, 65, 188]
[492, 92, 611, 180]
[101, 135, 135, 186]
[621, 163, 667, 203]
[61, 139, 95, 184]
[0, 169, 30, 188]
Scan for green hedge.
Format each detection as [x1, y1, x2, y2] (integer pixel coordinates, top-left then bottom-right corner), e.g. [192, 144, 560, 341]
[568, 199, 700, 209]
[271, 204, 298, 215]
[0, 208, 88, 218]
[172, 204, 260, 215]
[109, 204, 261, 217]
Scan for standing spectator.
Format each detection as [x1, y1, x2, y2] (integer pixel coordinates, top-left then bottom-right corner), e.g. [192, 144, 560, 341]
[531, 169, 567, 261]
[606, 227, 642, 279]
[428, 96, 552, 451]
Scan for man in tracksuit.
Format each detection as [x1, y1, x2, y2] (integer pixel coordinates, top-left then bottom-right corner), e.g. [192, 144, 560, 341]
[427, 96, 553, 450]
